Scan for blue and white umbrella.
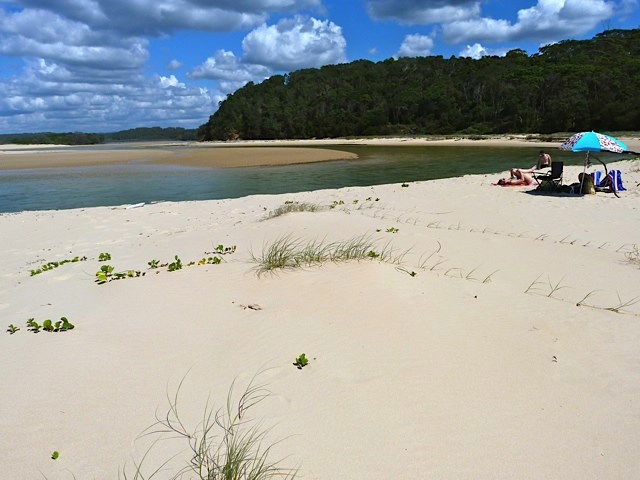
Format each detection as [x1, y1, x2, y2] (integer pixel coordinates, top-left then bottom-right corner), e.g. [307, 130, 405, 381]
[560, 131, 627, 153]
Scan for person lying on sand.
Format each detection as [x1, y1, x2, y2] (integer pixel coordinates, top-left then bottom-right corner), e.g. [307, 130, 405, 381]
[509, 150, 552, 178]
[495, 169, 535, 186]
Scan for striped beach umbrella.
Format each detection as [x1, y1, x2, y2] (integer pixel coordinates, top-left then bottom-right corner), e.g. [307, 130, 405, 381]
[560, 131, 628, 196]
[559, 131, 627, 153]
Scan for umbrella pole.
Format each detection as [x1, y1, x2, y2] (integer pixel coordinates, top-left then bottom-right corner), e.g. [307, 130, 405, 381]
[579, 151, 590, 194]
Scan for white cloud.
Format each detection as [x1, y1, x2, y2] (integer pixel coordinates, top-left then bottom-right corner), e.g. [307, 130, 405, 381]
[0, 59, 222, 131]
[458, 43, 509, 59]
[167, 59, 182, 70]
[443, 0, 615, 44]
[0, 1, 326, 132]
[10, 0, 322, 36]
[158, 74, 185, 89]
[396, 33, 434, 57]
[366, 0, 480, 24]
[242, 16, 346, 71]
[188, 49, 271, 92]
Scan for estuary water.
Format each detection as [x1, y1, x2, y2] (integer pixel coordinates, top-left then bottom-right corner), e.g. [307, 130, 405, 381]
[0, 144, 591, 213]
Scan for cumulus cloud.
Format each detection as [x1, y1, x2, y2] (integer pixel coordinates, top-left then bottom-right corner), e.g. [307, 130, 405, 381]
[442, 0, 615, 44]
[397, 33, 435, 57]
[167, 59, 182, 70]
[242, 16, 346, 71]
[458, 43, 508, 59]
[0, 59, 222, 131]
[188, 49, 271, 92]
[366, 0, 480, 24]
[9, 0, 322, 36]
[0, 1, 326, 131]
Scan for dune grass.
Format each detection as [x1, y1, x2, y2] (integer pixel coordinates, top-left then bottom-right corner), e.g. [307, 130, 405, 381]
[251, 235, 405, 275]
[264, 202, 323, 220]
[626, 244, 640, 268]
[121, 376, 296, 480]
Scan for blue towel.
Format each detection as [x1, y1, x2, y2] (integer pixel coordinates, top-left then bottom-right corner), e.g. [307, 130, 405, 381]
[609, 169, 626, 191]
[591, 170, 603, 186]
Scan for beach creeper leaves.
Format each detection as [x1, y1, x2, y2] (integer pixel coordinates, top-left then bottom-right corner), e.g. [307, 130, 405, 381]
[148, 259, 159, 269]
[98, 252, 111, 261]
[51, 451, 59, 460]
[6, 324, 20, 334]
[168, 255, 183, 272]
[30, 256, 87, 276]
[294, 353, 309, 369]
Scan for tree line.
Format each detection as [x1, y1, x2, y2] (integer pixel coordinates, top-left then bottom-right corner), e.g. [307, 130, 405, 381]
[0, 127, 197, 145]
[198, 29, 640, 141]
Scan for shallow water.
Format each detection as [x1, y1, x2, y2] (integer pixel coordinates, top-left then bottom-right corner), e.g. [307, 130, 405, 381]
[0, 145, 607, 213]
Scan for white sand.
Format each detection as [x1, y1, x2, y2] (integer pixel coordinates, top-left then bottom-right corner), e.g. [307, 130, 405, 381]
[1, 159, 640, 479]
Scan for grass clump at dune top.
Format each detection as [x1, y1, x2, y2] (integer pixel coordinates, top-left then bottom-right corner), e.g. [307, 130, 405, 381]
[265, 202, 323, 219]
[251, 235, 404, 274]
[626, 244, 640, 268]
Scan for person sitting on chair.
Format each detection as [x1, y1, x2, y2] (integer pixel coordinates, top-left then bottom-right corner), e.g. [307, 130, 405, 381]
[509, 150, 552, 178]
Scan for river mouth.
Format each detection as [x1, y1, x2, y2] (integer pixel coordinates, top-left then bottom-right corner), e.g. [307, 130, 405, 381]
[0, 144, 617, 213]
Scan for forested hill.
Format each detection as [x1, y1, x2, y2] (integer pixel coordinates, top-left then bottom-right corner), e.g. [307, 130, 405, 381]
[0, 127, 196, 145]
[198, 29, 640, 141]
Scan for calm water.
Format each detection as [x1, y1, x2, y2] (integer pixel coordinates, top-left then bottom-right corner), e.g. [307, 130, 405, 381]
[0, 145, 603, 213]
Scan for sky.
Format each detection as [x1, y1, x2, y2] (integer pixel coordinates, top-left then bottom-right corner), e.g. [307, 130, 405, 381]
[0, 0, 638, 133]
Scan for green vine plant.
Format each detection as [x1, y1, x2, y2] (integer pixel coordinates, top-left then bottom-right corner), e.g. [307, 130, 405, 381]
[30, 256, 87, 276]
[25, 317, 75, 333]
[6, 324, 20, 334]
[294, 353, 309, 369]
[98, 252, 112, 262]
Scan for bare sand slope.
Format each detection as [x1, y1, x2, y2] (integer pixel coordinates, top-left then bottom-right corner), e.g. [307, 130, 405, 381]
[1, 160, 639, 479]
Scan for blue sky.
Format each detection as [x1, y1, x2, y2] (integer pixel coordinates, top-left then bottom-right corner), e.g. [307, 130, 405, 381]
[0, 0, 638, 133]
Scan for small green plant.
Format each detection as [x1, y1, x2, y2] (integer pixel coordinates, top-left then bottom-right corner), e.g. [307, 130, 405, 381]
[95, 264, 114, 284]
[401, 183, 409, 187]
[213, 244, 237, 255]
[329, 200, 345, 209]
[51, 451, 59, 460]
[367, 250, 380, 259]
[6, 324, 20, 334]
[26, 318, 40, 333]
[167, 255, 183, 272]
[26, 317, 74, 333]
[198, 256, 222, 265]
[409, 271, 417, 277]
[148, 259, 159, 269]
[30, 256, 87, 276]
[386, 227, 399, 233]
[284, 200, 295, 204]
[366, 197, 372, 201]
[294, 353, 309, 369]
[98, 252, 112, 261]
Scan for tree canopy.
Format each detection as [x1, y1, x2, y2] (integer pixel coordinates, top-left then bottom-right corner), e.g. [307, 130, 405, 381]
[198, 29, 640, 141]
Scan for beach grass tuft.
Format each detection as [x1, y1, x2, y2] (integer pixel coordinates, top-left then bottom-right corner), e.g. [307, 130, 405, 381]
[626, 244, 640, 268]
[265, 202, 323, 220]
[121, 376, 296, 480]
[251, 235, 404, 275]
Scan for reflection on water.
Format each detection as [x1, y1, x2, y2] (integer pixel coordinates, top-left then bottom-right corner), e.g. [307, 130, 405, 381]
[0, 145, 607, 213]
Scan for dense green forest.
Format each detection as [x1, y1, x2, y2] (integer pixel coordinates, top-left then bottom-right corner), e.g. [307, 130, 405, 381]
[0, 127, 196, 145]
[198, 29, 640, 141]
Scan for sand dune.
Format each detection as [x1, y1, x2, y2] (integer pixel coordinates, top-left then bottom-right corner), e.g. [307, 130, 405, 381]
[1, 159, 639, 479]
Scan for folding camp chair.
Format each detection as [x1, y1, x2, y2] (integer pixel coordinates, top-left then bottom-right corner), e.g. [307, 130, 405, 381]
[534, 161, 563, 190]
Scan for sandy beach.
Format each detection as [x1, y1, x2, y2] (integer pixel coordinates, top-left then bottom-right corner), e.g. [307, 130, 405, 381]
[1, 157, 639, 479]
[0, 146, 358, 170]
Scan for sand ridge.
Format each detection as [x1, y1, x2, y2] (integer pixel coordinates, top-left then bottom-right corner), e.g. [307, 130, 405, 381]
[1, 159, 639, 479]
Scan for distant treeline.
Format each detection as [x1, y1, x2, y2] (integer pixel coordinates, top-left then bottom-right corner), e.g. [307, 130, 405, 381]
[0, 127, 197, 145]
[198, 29, 640, 141]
